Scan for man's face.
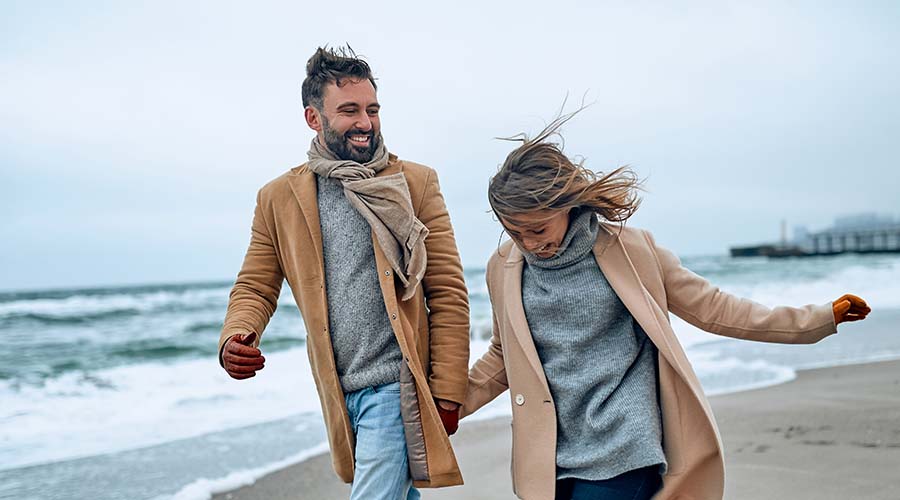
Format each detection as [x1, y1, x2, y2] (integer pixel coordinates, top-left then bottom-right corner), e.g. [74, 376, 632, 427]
[501, 209, 572, 259]
[310, 78, 381, 163]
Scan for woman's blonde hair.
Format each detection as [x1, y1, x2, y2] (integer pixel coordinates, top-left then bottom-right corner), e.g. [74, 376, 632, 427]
[488, 109, 642, 227]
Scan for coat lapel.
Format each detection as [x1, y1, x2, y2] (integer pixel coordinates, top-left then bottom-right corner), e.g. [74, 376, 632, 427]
[287, 164, 326, 280]
[503, 245, 551, 390]
[593, 225, 687, 376]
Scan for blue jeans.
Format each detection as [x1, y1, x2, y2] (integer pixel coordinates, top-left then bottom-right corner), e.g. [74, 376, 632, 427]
[344, 382, 421, 500]
[555, 465, 662, 500]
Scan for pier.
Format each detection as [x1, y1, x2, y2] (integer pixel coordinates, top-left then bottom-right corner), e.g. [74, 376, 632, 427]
[808, 224, 900, 255]
[730, 216, 900, 258]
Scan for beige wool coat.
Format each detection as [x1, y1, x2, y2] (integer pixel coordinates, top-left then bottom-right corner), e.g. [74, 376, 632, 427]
[462, 224, 837, 499]
[219, 155, 470, 488]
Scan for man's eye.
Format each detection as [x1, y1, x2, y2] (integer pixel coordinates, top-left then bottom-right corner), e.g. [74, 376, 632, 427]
[367, 109, 379, 116]
[533, 229, 545, 235]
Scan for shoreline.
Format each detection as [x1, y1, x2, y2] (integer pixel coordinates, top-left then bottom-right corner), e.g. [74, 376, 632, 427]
[210, 358, 900, 500]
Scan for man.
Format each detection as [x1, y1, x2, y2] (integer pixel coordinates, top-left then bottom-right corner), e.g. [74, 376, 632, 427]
[218, 46, 470, 499]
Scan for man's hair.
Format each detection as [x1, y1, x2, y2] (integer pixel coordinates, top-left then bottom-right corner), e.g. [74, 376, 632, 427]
[301, 45, 377, 110]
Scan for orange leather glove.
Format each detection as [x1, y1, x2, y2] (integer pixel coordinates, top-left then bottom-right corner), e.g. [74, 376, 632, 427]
[435, 399, 460, 436]
[832, 294, 871, 325]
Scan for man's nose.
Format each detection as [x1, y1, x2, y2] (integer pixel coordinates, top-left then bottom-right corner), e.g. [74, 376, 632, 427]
[355, 114, 372, 132]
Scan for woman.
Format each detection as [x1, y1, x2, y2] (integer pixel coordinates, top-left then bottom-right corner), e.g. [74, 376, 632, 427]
[461, 112, 870, 500]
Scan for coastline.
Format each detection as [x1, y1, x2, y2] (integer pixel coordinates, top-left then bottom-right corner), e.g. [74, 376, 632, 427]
[210, 358, 900, 500]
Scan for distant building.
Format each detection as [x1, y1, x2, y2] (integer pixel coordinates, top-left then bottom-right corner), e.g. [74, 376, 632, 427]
[730, 213, 900, 257]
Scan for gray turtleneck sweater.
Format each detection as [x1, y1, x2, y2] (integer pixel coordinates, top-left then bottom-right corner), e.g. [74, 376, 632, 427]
[316, 175, 401, 393]
[521, 210, 667, 481]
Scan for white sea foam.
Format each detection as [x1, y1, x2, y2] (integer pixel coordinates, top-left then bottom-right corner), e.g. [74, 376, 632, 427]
[0, 346, 321, 470]
[685, 350, 798, 396]
[710, 256, 900, 310]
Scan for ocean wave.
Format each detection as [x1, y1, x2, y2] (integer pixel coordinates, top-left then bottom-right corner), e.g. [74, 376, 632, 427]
[184, 321, 224, 334]
[107, 344, 211, 362]
[0, 308, 144, 326]
[690, 254, 900, 309]
[0, 287, 232, 325]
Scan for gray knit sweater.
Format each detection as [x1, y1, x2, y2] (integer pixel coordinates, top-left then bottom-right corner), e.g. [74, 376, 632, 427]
[316, 175, 401, 393]
[521, 210, 667, 481]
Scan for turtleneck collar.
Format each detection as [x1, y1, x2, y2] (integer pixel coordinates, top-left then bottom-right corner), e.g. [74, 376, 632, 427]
[523, 210, 599, 270]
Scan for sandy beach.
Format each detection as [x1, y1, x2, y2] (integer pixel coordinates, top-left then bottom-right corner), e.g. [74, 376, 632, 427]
[214, 359, 900, 500]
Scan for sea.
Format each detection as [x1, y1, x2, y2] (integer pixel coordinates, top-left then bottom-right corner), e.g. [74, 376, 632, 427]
[2, 253, 900, 500]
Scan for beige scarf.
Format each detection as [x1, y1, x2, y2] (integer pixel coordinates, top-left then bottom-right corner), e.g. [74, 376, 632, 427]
[307, 138, 429, 301]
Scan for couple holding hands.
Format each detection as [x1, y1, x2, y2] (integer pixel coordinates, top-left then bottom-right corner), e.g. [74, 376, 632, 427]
[217, 47, 870, 500]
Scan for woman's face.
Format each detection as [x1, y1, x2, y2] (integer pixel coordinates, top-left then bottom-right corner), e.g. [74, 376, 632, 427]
[501, 209, 571, 259]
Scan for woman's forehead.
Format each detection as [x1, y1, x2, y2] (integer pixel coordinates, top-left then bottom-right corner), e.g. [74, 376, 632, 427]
[501, 209, 567, 229]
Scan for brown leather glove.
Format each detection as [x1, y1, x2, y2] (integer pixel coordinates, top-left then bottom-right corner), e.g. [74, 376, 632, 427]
[221, 332, 265, 379]
[435, 400, 460, 436]
[832, 294, 871, 325]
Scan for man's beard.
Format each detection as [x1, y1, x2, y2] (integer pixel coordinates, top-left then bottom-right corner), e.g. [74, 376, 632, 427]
[322, 116, 381, 163]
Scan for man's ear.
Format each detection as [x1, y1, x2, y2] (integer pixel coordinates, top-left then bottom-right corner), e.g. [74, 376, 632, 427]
[304, 106, 323, 133]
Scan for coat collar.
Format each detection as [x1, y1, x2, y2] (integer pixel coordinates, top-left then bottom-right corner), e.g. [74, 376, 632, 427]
[502, 223, 685, 387]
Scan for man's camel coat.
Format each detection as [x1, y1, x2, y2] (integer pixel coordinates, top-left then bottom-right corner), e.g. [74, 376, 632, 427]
[462, 224, 836, 499]
[219, 156, 470, 487]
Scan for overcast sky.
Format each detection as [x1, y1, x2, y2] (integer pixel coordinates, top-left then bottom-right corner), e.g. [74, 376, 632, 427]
[2, 1, 898, 291]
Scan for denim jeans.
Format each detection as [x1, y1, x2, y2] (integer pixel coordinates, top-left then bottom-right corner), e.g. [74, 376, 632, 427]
[344, 382, 421, 500]
[555, 465, 662, 500]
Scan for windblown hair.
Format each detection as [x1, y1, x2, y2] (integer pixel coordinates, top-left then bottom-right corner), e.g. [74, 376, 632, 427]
[488, 109, 642, 228]
[301, 45, 377, 110]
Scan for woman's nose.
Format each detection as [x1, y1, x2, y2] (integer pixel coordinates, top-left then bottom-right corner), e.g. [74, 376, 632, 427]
[522, 237, 541, 251]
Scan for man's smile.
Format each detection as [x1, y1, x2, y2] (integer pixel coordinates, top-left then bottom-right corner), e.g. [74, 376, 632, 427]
[348, 133, 372, 146]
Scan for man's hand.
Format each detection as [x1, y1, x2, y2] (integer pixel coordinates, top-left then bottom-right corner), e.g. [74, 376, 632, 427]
[435, 399, 460, 436]
[833, 294, 871, 325]
[223, 332, 265, 380]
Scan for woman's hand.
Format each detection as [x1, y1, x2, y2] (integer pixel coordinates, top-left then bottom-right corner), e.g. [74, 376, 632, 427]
[832, 294, 871, 325]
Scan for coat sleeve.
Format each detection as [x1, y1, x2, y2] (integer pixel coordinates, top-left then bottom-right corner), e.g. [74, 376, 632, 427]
[218, 189, 285, 365]
[418, 168, 471, 404]
[645, 230, 837, 344]
[460, 260, 509, 419]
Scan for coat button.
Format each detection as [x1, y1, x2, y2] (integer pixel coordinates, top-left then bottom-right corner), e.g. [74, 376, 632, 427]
[384, 270, 391, 276]
[391, 314, 397, 320]
[515, 394, 525, 406]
